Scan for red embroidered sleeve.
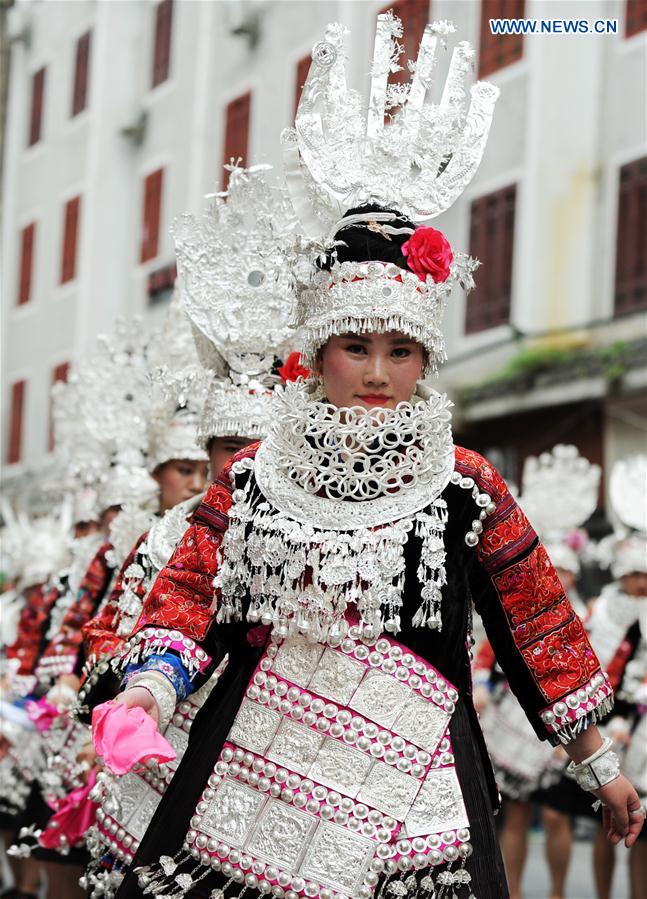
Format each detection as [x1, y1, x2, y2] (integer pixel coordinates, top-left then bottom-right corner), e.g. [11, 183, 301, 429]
[5, 583, 57, 676]
[39, 543, 114, 668]
[457, 446, 613, 743]
[81, 532, 148, 663]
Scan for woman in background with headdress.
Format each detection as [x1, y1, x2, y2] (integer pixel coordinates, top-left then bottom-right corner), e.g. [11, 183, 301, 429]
[78, 167, 298, 899]
[578, 457, 647, 899]
[473, 445, 600, 899]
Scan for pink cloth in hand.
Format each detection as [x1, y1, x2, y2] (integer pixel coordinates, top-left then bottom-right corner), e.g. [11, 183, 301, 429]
[39, 770, 98, 850]
[92, 700, 176, 775]
[25, 697, 60, 733]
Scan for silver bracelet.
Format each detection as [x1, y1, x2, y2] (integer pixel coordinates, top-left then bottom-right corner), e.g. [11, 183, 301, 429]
[125, 671, 177, 732]
[566, 737, 621, 791]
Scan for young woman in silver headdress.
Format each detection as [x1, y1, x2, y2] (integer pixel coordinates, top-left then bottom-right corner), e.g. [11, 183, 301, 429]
[95, 15, 643, 899]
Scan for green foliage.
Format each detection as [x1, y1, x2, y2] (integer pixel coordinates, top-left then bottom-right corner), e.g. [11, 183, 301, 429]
[460, 340, 633, 405]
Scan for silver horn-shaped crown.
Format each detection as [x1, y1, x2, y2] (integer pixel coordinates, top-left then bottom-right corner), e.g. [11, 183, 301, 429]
[282, 15, 499, 240]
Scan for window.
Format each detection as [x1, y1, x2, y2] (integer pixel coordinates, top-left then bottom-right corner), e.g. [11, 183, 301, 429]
[17, 222, 36, 306]
[148, 261, 177, 305]
[380, 0, 429, 84]
[6, 380, 26, 465]
[465, 184, 516, 334]
[152, 0, 173, 87]
[615, 156, 647, 315]
[294, 54, 311, 117]
[49, 362, 70, 451]
[222, 92, 251, 186]
[141, 168, 164, 263]
[60, 196, 81, 284]
[478, 0, 525, 78]
[626, 0, 647, 36]
[28, 67, 46, 146]
[71, 31, 91, 116]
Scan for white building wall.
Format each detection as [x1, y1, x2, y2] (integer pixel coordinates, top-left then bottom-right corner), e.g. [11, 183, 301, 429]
[2, 0, 646, 490]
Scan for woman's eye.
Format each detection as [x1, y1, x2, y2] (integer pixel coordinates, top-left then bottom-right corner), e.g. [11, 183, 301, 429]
[345, 344, 367, 355]
[392, 347, 411, 358]
[177, 466, 193, 476]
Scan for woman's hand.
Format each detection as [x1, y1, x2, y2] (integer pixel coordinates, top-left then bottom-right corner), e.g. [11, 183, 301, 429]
[115, 686, 159, 725]
[594, 774, 645, 847]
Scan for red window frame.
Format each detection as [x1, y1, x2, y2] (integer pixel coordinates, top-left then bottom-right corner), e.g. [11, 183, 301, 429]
[465, 184, 517, 334]
[152, 0, 174, 88]
[49, 362, 70, 451]
[222, 92, 251, 187]
[60, 196, 81, 284]
[625, 0, 647, 36]
[17, 222, 36, 306]
[28, 67, 46, 146]
[7, 380, 26, 465]
[71, 31, 91, 116]
[614, 156, 647, 315]
[140, 168, 164, 263]
[478, 0, 525, 79]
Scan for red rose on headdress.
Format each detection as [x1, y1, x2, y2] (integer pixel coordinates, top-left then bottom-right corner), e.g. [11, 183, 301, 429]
[278, 352, 311, 384]
[401, 226, 453, 283]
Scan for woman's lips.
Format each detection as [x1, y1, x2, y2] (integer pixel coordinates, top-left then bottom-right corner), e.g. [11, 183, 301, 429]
[357, 394, 391, 404]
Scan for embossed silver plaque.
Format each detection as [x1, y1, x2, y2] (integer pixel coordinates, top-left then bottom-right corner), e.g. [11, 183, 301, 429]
[308, 738, 373, 797]
[246, 799, 317, 872]
[307, 648, 366, 705]
[403, 768, 469, 836]
[350, 669, 411, 728]
[164, 724, 189, 758]
[357, 761, 421, 820]
[267, 719, 325, 775]
[300, 821, 375, 894]
[228, 699, 281, 753]
[393, 693, 449, 753]
[272, 636, 325, 687]
[199, 777, 267, 846]
[126, 780, 163, 841]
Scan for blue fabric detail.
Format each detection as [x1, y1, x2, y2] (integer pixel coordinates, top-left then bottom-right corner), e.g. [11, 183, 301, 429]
[122, 653, 192, 700]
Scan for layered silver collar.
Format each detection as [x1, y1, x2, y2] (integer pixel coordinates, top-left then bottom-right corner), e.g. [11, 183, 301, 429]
[254, 381, 455, 530]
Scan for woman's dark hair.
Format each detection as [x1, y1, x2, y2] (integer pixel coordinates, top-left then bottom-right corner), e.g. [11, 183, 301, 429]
[319, 204, 416, 271]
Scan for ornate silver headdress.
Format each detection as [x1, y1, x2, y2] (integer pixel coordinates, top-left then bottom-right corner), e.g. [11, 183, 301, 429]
[519, 445, 600, 574]
[50, 373, 105, 524]
[282, 14, 499, 372]
[75, 323, 158, 511]
[145, 292, 209, 471]
[16, 501, 74, 589]
[605, 455, 647, 578]
[173, 165, 298, 443]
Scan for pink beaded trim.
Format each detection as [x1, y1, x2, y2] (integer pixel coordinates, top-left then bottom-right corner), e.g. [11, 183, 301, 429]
[540, 672, 614, 743]
[116, 627, 211, 679]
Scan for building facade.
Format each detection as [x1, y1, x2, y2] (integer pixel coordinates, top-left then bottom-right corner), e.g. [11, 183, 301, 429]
[2, 0, 646, 519]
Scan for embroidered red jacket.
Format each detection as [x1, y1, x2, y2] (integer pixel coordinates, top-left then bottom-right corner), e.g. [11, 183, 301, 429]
[38, 542, 115, 673]
[5, 583, 60, 676]
[82, 532, 149, 664]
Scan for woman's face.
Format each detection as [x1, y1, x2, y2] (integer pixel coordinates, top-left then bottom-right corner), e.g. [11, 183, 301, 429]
[154, 458, 209, 512]
[320, 332, 425, 411]
[555, 567, 576, 593]
[621, 572, 647, 597]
